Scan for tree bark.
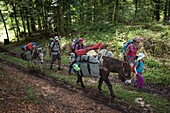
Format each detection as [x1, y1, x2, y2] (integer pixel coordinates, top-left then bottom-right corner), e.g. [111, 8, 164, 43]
[114, 0, 119, 23]
[154, 0, 160, 21]
[11, 2, 20, 42]
[135, 0, 138, 17]
[0, 10, 9, 40]
[20, 8, 27, 41]
[4, 0, 17, 38]
[25, 8, 31, 36]
[168, 0, 170, 21]
[79, 0, 84, 25]
[163, 0, 168, 22]
[108, 0, 114, 22]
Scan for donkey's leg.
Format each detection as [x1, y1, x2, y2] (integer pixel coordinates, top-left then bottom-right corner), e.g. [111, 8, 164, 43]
[104, 78, 115, 98]
[98, 68, 108, 91]
[76, 73, 80, 84]
[100, 68, 115, 98]
[98, 77, 104, 92]
[76, 73, 85, 88]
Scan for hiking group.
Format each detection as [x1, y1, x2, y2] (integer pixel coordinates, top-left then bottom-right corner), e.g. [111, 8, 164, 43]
[21, 36, 146, 90]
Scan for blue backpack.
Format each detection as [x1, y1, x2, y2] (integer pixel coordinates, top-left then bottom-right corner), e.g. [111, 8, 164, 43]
[122, 40, 133, 54]
[71, 38, 79, 52]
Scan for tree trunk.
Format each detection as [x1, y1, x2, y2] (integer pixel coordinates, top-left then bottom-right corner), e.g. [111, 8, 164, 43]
[0, 10, 9, 40]
[55, 2, 66, 36]
[31, 17, 36, 32]
[11, 2, 20, 42]
[114, 0, 119, 23]
[87, 0, 92, 24]
[135, 0, 138, 17]
[108, 0, 114, 22]
[20, 8, 27, 41]
[79, 0, 84, 25]
[163, 0, 168, 22]
[168, 0, 170, 21]
[25, 8, 31, 36]
[154, 0, 160, 21]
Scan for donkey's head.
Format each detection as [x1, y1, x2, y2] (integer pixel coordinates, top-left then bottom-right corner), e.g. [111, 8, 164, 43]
[37, 47, 46, 64]
[121, 61, 131, 81]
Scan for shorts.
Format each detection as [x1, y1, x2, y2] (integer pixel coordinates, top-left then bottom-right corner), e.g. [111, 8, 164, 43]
[127, 59, 135, 64]
[52, 54, 61, 61]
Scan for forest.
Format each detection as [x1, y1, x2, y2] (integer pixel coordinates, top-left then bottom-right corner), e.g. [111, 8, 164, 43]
[0, 0, 170, 113]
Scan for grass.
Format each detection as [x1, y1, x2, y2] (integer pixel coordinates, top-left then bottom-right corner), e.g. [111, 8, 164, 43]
[24, 85, 41, 104]
[0, 54, 170, 113]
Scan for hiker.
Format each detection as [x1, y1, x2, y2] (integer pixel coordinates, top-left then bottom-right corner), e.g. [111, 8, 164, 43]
[130, 53, 145, 89]
[49, 36, 62, 70]
[71, 38, 78, 52]
[75, 38, 84, 51]
[48, 38, 54, 51]
[68, 52, 76, 75]
[74, 38, 84, 58]
[124, 37, 141, 69]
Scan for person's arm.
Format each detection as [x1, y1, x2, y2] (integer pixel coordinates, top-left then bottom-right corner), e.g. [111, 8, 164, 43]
[75, 44, 79, 50]
[130, 66, 137, 81]
[125, 45, 130, 56]
[49, 42, 53, 56]
[59, 43, 61, 54]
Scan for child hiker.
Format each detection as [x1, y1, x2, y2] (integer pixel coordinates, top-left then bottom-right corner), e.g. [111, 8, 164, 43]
[68, 52, 76, 75]
[131, 53, 145, 89]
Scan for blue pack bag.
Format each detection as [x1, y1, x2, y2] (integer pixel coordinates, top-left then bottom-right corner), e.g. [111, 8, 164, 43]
[122, 40, 133, 54]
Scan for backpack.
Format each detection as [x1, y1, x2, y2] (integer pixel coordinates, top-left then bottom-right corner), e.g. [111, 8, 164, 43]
[132, 61, 141, 72]
[48, 38, 54, 50]
[122, 40, 133, 54]
[50, 41, 60, 52]
[71, 38, 79, 52]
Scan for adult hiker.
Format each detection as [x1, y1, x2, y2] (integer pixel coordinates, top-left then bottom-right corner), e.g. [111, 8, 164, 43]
[124, 37, 141, 69]
[75, 38, 84, 51]
[49, 36, 62, 70]
[74, 38, 84, 58]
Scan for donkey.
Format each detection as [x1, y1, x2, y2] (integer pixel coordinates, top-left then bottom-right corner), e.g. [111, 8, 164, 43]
[75, 54, 131, 99]
[30, 46, 46, 71]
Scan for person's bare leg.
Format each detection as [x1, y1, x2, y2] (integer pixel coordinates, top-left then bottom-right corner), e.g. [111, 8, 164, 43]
[58, 60, 61, 70]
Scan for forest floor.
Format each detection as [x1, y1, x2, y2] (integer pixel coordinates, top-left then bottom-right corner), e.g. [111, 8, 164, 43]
[0, 44, 170, 113]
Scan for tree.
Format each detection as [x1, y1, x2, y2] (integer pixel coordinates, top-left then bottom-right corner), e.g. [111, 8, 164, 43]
[0, 9, 9, 40]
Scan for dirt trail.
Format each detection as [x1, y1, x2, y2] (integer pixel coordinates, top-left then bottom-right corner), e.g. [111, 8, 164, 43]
[0, 59, 121, 113]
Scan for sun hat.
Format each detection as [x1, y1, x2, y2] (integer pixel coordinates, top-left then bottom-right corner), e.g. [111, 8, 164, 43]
[70, 52, 75, 57]
[54, 36, 59, 40]
[78, 38, 83, 42]
[137, 53, 145, 61]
